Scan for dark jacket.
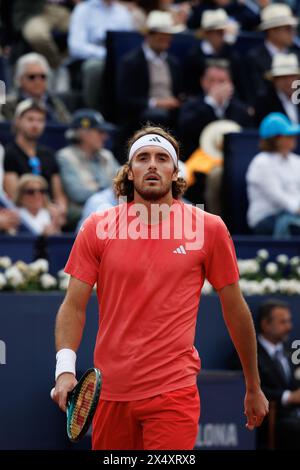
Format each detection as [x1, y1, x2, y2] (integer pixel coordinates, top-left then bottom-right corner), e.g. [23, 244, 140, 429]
[257, 341, 300, 449]
[178, 94, 253, 159]
[257, 342, 300, 405]
[254, 86, 300, 126]
[247, 43, 300, 101]
[117, 47, 183, 122]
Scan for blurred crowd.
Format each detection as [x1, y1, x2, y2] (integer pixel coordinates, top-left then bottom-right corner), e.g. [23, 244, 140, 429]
[1, 0, 300, 236]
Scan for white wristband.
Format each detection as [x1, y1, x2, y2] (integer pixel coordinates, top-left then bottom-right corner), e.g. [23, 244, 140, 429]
[55, 348, 76, 381]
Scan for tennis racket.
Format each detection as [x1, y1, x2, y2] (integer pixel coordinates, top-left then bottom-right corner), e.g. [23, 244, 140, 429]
[51, 367, 102, 442]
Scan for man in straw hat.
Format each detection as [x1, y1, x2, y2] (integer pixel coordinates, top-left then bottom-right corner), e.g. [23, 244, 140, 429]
[184, 9, 245, 99]
[247, 3, 299, 99]
[118, 10, 185, 145]
[255, 53, 300, 125]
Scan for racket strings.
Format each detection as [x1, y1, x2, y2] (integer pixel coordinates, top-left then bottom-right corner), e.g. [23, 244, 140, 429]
[69, 374, 97, 439]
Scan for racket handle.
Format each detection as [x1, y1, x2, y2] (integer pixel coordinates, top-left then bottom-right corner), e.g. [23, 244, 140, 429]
[50, 387, 55, 400]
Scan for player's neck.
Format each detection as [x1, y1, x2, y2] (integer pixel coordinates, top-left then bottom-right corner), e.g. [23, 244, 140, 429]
[133, 192, 174, 225]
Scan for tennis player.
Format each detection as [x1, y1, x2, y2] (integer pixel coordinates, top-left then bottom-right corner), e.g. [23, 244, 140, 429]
[52, 125, 269, 450]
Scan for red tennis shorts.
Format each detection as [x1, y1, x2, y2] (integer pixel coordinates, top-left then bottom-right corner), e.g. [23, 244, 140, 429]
[92, 384, 200, 450]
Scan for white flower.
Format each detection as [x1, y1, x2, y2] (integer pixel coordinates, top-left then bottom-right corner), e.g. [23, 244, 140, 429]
[265, 262, 278, 276]
[290, 256, 300, 266]
[257, 249, 269, 260]
[238, 259, 260, 276]
[276, 254, 289, 265]
[57, 269, 69, 279]
[59, 276, 70, 290]
[0, 273, 7, 289]
[5, 266, 24, 288]
[277, 279, 289, 294]
[286, 280, 300, 295]
[202, 280, 213, 295]
[239, 280, 263, 296]
[40, 273, 57, 289]
[29, 259, 49, 274]
[261, 278, 278, 294]
[15, 260, 29, 274]
[0, 257, 12, 269]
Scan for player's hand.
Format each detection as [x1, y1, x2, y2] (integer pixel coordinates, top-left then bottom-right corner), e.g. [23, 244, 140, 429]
[244, 387, 269, 431]
[51, 372, 78, 413]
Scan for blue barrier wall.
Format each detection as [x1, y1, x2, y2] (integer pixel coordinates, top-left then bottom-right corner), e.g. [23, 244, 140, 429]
[1, 293, 299, 450]
[1, 234, 300, 274]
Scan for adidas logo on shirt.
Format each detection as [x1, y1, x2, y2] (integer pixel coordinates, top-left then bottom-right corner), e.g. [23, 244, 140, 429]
[149, 137, 161, 142]
[173, 245, 187, 255]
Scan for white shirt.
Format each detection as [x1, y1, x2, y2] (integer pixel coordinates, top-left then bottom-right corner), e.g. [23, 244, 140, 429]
[204, 95, 229, 119]
[264, 40, 287, 58]
[258, 335, 291, 406]
[277, 90, 299, 124]
[142, 43, 168, 65]
[68, 0, 135, 60]
[246, 151, 300, 227]
[201, 40, 216, 55]
[18, 208, 51, 235]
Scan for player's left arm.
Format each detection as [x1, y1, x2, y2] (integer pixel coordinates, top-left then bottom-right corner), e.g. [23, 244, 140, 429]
[217, 281, 269, 430]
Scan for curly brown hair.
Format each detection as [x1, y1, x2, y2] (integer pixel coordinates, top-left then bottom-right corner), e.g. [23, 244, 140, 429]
[113, 125, 187, 201]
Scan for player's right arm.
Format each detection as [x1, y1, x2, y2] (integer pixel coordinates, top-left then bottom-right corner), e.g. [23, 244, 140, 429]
[53, 276, 93, 411]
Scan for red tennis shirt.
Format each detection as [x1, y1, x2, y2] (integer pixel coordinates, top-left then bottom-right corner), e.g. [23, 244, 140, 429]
[65, 200, 239, 401]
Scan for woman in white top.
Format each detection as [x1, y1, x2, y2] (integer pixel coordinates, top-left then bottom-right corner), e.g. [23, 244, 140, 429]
[15, 174, 63, 235]
[246, 112, 300, 237]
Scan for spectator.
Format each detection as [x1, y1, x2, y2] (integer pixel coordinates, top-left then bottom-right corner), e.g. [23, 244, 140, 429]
[184, 9, 245, 99]
[3, 99, 68, 221]
[76, 186, 119, 230]
[247, 3, 299, 100]
[12, 0, 79, 69]
[15, 174, 63, 235]
[56, 109, 119, 226]
[187, 0, 261, 32]
[68, 0, 136, 111]
[117, 10, 184, 148]
[0, 208, 20, 234]
[246, 112, 300, 236]
[254, 53, 300, 125]
[0, 53, 71, 123]
[184, 119, 241, 212]
[256, 299, 300, 449]
[179, 60, 252, 158]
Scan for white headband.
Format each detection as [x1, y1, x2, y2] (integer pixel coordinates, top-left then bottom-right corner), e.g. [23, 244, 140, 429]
[129, 134, 178, 166]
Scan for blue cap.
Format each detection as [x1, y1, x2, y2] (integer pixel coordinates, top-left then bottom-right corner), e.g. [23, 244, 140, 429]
[70, 109, 115, 133]
[259, 112, 300, 139]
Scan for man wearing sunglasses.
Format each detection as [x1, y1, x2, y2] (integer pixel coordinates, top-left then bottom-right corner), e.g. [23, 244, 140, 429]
[1, 52, 71, 123]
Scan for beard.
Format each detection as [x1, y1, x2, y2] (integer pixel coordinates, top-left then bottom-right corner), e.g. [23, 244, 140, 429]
[134, 180, 172, 201]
